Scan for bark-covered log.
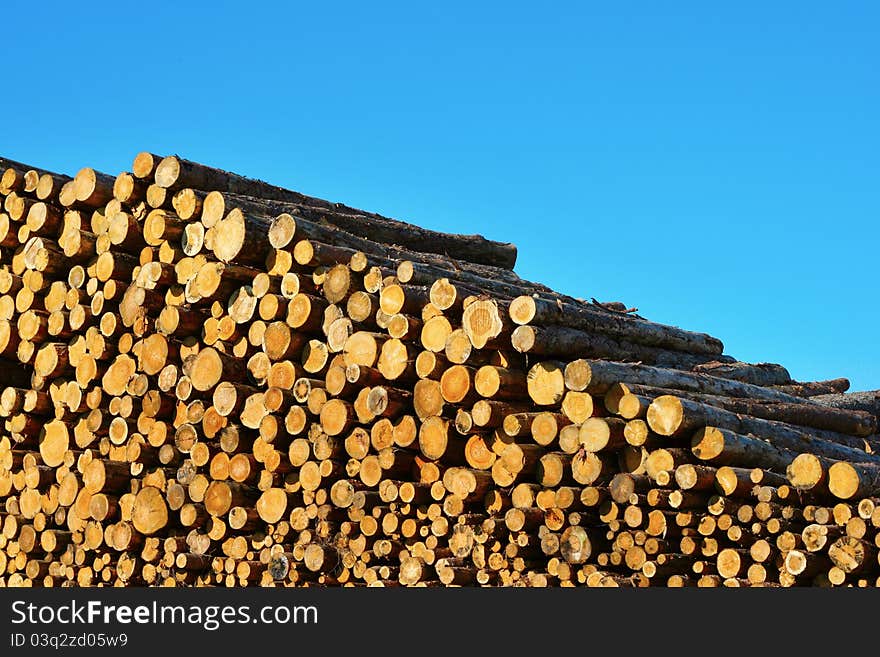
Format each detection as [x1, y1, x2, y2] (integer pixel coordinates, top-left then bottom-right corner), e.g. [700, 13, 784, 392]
[512, 324, 718, 370]
[648, 394, 880, 464]
[626, 383, 878, 439]
[691, 361, 791, 386]
[155, 166, 518, 269]
[772, 378, 851, 397]
[691, 426, 797, 472]
[567, 359, 822, 404]
[812, 391, 880, 419]
[509, 295, 723, 355]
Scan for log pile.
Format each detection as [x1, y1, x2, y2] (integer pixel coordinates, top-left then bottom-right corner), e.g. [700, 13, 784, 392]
[0, 150, 878, 587]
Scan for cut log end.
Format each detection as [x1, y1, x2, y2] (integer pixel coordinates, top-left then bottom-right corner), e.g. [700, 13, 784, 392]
[828, 462, 861, 500]
[787, 453, 825, 490]
[132, 486, 169, 535]
[526, 361, 565, 406]
[646, 395, 684, 436]
[691, 426, 725, 462]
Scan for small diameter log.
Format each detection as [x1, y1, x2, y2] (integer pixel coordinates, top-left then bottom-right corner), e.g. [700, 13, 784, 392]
[217, 188, 519, 271]
[367, 386, 412, 418]
[647, 395, 879, 464]
[691, 427, 797, 472]
[474, 366, 527, 400]
[508, 295, 723, 355]
[772, 379, 851, 397]
[632, 383, 877, 439]
[691, 361, 791, 386]
[571, 359, 819, 405]
[511, 324, 711, 369]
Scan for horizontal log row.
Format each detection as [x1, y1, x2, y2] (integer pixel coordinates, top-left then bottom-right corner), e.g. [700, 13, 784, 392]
[0, 151, 878, 588]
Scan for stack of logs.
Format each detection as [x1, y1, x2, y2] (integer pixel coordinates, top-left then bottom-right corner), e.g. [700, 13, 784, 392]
[1, 150, 879, 587]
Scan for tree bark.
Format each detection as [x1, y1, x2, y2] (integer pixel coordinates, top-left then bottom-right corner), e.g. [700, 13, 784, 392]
[691, 360, 791, 386]
[812, 391, 880, 419]
[648, 394, 880, 464]
[571, 359, 828, 405]
[627, 383, 878, 439]
[509, 295, 723, 355]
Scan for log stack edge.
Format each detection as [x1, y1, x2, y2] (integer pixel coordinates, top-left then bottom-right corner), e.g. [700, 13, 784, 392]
[0, 152, 878, 588]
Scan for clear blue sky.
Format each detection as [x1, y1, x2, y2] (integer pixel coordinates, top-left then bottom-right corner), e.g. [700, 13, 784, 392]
[4, 2, 877, 390]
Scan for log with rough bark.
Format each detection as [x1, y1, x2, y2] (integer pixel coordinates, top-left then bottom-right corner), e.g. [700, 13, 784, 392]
[691, 361, 791, 386]
[626, 383, 878, 439]
[508, 295, 724, 355]
[812, 391, 880, 419]
[647, 394, 879, 463]
[772, 378, 851, 398]
[153, 159, 518, 269]
[511, 324, 718, 369]
[567, 359, 836, 405]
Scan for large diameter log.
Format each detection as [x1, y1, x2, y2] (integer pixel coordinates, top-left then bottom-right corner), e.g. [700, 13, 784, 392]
[256, 489, 288, 523]
[574, 359, 844, 405]
[474, 365, 527, 400]
[412, 379, 444, 421]
[508, 295, 723, 355]
[579, 417, 626, 452]
[418, 416, 453, 461]
[73, 167, 115, 207]
[132, 152, 162, 178]
[38, 421, 70, 467]
[647, 395, 880, 464]
[827, 536, 875, 574]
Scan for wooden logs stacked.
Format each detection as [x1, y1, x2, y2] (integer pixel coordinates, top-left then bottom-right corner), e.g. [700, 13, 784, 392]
[0, 150, 878, 588]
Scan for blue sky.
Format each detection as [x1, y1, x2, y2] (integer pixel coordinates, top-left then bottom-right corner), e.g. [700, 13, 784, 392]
[4, 2, 877, 390]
